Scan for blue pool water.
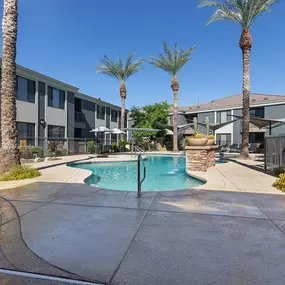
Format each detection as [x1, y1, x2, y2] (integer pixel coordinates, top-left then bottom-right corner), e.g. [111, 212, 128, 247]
[71, 155, 205, 192]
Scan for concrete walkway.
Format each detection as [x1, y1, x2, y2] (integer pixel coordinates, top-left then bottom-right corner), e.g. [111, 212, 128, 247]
[1, 183, 285, 284]
[1, 155, 285, 284]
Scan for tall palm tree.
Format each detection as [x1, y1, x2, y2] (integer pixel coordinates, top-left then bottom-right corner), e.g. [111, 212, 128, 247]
[97, 53, 144, 130]
[149, 43, 195, 152]
[0, 0, 20, 174]
[199, 0, 279, 158]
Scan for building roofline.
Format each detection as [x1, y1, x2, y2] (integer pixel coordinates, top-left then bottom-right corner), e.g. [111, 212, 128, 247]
[0, 59, 125, 110]
[76, 92, 125, 111]
[0, 58, 79, 92]
[179, 100, 285, 114]
[173, 93, 285, 114]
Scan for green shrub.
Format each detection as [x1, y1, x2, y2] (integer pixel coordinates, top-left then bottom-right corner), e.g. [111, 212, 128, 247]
[55, 147, 69, 156]
[141, 140, 150, 150]
[273, 167, 285, 176]
[87, 141, 95, 153]
[0, 165, 40, 181]
[20, 146, 44, 159]
[45, 146, 54, 157]
[111, 142, 119, 152]
[273, 173, 285, 192]
[118, 139, 126, 150]
[208, 135, 215, 139]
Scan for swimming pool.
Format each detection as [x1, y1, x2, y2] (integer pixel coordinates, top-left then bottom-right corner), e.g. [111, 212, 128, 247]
[71, 155, 205, 192]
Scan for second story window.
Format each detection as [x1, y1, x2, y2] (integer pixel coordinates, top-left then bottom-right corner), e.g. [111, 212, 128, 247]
[250, 107, 264, 118]
[217, 110, 231, 124]
[48, 86, 65, 109]
[111, 110, 118, 122]
[97, 105, 105, 120]
[17, 76, 35, 103]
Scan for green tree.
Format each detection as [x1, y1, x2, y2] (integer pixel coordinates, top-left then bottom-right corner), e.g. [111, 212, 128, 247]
[97, 53, 144, 130]
[0, 0, 20, 174]
[130, 101, 170, 141]
[199, 0, 279, 158]
[149, 43, 195, 152]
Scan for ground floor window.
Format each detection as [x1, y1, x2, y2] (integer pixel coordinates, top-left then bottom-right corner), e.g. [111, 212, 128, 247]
[249, 132, 264, 144]
[97, 132, 105, 143]
[48, 125, 65, 138]
[74, 128, 82, 138]
[216, 133, 231, 145]
[17, 122, 35, 146]
[111, 134, 117, 143]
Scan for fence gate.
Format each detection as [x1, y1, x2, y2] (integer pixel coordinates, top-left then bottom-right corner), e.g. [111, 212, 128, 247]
[265, 135, 285, 171]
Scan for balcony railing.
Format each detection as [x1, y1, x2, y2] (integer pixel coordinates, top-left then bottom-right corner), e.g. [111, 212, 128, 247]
[74, 111, 85, 122]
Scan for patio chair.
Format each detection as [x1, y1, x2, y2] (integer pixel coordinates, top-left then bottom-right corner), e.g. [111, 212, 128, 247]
[229, 143, 239, 152]
[217, 143, 228, 152]
[249, 143, 261, 153]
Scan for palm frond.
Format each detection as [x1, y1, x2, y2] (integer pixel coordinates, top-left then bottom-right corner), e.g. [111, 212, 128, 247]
[97, 53, 144, 83]
[199, 0, 279, 28]
[149, 43, 196, 77]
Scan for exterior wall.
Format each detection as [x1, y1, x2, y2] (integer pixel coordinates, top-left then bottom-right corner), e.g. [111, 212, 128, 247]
[214, 123, 233, 144]
[0, 60, 129, 148]
[265, 104, 285, 136]
[232, 109, 242, 143]
[38, 81, 46, 138]
[81, 99, 95, 138]
[95, 108, 106, 128]
[16, 100, 37, 124]
[169, 114, 187, 126]
[106, 107, 111, 129]
[46, 107, 67, 128]
[67, 91, 75, 149]
[110, 109, 119, 129]
[110, 120, 118, 129]
[197, 112, 215, 134]
[197, 112, 215, 123]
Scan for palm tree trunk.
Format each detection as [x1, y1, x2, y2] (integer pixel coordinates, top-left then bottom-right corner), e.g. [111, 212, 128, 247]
[0, 0, 20, 174]
[171, 77, 179, 152]
[239, 28, 252, 159]
[121, 97, 126, 131]
[120, 82, 126, 130]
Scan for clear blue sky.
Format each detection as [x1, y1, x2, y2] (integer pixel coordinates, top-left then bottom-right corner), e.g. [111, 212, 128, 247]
[1, 0, 285, 109]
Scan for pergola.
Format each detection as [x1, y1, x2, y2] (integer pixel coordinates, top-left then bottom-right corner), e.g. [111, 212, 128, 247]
[158, 119, 239, 134]
[178, 119, 239, 133]
[230, 115, 285, 135]
[124, 128, 161, 154]
[124, 127, 161, 142]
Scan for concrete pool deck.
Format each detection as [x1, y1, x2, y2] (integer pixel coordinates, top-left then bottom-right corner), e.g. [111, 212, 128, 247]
[1, 154, 285, 284]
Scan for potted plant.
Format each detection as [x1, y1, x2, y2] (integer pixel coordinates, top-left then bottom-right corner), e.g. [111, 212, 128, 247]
[187, 133, 208, 146]
[206, 135, 215, 146]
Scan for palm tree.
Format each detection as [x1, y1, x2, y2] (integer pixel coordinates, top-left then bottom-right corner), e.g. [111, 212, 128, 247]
[0, 0, 20, 174]
[97, 53, 144, 130]
[199, 0, 279, 158]
[149, 43, 195, 152]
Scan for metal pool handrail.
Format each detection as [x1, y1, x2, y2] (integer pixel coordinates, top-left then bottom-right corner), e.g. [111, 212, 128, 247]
[132, 145, 145, 157]
[137, 154, 146, 198]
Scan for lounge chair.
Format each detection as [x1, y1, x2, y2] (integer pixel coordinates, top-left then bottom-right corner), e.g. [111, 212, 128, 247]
[229, 143, 240, 152]
[249, 143, 261, 153]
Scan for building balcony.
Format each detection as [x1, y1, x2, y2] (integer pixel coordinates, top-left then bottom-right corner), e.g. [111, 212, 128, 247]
[75, 111, 85, 122]
[74, 111, 86, 129]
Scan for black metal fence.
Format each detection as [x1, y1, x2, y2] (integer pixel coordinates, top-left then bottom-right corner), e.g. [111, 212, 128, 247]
[265, 135, 285, 171]
[18, 136, 126, 156]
